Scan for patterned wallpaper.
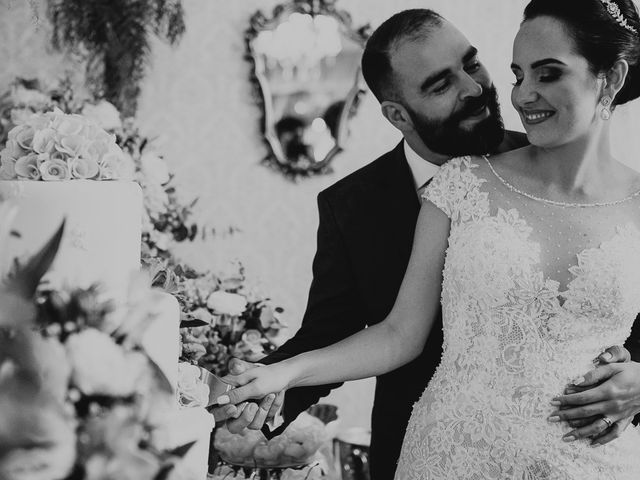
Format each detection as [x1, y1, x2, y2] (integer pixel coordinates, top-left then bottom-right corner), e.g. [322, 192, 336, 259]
[2, 0, 640, 431]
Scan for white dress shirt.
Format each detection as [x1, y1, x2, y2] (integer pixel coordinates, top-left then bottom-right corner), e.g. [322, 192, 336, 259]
[403, 141, 441, 195]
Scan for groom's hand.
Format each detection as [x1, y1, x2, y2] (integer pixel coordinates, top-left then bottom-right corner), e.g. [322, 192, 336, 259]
[213, 358, 285, 434]
[561, 345, 631, 427]
[549, 346, 640, 445]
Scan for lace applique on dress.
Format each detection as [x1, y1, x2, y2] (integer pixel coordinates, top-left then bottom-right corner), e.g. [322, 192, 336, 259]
[396, 156, 640, 480]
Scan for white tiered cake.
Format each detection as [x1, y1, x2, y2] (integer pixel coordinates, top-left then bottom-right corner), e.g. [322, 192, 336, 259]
[0, 180, 142, 298]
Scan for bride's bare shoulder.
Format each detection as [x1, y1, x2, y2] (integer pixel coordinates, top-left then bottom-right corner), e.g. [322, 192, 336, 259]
[481, 145, 533, 177]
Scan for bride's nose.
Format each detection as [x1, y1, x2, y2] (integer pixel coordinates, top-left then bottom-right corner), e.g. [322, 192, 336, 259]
[513, 76, 540, 106]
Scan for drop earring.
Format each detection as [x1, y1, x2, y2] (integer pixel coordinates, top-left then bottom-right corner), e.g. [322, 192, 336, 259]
[600, 95, 612, 121]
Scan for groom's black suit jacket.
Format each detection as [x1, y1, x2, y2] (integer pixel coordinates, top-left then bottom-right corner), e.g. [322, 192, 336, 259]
[262, 134, 640, 480]
[262, 140, 428, 480]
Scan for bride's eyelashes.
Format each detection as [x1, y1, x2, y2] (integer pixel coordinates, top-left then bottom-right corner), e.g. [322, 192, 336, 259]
[511, 68, 562, 86]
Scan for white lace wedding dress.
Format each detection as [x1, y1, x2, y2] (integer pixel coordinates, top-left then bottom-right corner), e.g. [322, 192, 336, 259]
[394, 156, 640, 480]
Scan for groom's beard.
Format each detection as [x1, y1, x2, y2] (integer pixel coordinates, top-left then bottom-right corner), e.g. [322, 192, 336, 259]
[407, 84, 505, 157]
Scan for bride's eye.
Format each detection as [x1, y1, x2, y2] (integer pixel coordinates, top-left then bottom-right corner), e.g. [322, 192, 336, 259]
[538, 68, 561, 83]
[511, 75, 523, 87]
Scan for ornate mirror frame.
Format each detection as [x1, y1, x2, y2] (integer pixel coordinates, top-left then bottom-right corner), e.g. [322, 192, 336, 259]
[246, 0, 370, 179]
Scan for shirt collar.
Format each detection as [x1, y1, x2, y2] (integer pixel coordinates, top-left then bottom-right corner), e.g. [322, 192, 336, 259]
[403, 140, 441, 191]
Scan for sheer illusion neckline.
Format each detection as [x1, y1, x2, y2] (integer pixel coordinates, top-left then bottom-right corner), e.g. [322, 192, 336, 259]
[483, 155, 640, 208]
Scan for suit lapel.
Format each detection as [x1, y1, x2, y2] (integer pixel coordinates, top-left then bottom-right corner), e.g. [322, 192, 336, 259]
[359, 142, 421, 319]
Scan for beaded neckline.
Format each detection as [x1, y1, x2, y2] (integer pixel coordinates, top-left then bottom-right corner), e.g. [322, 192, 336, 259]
[483, 155, 640, 208]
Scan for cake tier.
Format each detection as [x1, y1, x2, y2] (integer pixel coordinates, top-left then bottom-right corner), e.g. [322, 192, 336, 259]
[0, 180, 142, 298]
[141, 291, 181, 390]
[154, 407, 216, 480]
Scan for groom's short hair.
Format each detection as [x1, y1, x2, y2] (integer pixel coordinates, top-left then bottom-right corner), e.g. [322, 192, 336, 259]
[362, 9, 443, 103]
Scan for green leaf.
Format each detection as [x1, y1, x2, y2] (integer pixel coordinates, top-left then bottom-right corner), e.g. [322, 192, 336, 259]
[10, 220, 65, 298]
[168, 440, 195, 458]
[180, 318, 208, 328]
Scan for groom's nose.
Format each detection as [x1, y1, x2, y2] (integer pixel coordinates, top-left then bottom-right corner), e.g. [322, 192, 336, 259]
[458, 73, 484, 101]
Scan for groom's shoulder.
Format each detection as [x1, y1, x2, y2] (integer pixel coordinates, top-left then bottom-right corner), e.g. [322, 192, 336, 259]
[498, 130, 529, 153]
[320, 143, 402, 202]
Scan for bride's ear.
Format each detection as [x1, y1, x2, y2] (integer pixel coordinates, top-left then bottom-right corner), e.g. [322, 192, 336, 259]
[603, 59, 630, 105]
[381, 101, 413, 134]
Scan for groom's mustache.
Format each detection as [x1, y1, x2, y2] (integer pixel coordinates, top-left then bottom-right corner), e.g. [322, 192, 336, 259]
[450, 85, 496, 124]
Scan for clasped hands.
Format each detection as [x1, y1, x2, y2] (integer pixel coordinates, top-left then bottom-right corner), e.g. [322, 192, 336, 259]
[211, 347, 640, 446]
[548, 345, 640, 446]
[210, 358, 290, 434]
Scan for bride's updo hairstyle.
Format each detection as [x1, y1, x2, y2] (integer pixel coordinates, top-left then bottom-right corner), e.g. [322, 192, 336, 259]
[523, 0, 640, 107]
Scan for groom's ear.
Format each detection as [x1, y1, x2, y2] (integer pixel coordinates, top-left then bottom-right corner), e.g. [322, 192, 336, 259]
[381, 101, 413, 134]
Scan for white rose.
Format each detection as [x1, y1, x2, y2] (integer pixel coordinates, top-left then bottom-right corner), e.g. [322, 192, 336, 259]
[206, 291, 247, 316]
[69, 156, 99, 179]
[9, 107, 34, 126]
[81, 100, 122, 131]
[55, 114, 85, 136]
[9, 123, 36, 150]
[31, 109, 58, 130]
[140, 151, 170, 185]
[99, 143, 134, 180]
[32, 127, 58, 154]
[241, 329, 263, 347]
[176, 363, 210, 408]
[56, 134, 85, 157]
[83, 138, 109, 164]
[2, 138, 27, 161]
[66, 329, 148, 396]
[39, 159, 70, 181]
[0, 156, 16, 179]
[14, 153, 41, 180]
[11, 85, 50, 108]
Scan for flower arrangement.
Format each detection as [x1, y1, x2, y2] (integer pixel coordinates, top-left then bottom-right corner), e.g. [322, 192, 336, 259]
[0, 219, 199, 480]
[0, 77, 285, 384]
[176, 362, 210, 409]
[151, 260, 287, 378]
[115, 119, 199, 261]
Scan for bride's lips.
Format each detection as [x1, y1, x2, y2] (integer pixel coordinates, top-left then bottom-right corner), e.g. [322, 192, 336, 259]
[522, 109, 556, 125]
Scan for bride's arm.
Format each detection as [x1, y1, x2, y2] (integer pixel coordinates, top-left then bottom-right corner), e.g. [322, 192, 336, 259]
[218, 200, 450, 403]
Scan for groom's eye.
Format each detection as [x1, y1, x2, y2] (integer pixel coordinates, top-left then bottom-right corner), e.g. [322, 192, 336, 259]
[465, 61, 481, 74]
[432, 80, 450, 95]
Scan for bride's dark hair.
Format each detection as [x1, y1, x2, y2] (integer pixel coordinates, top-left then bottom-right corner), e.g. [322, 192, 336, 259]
[523, 0, 640, 107]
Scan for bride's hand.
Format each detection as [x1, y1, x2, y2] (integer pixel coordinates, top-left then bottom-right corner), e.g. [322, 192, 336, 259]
[549, 359, 640, 445]
[216, 362, 294, 407]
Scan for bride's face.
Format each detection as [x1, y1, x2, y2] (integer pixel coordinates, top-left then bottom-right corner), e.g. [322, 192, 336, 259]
[510, 16, 603, 148]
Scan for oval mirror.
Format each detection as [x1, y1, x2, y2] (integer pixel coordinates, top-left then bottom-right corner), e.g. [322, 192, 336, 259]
[246, 0, 370, 179]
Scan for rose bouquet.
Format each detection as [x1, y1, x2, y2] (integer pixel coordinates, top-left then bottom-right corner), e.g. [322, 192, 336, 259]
[0, 108, 133, 182]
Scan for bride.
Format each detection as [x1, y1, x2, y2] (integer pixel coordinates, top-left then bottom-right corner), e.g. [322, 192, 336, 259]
[221, 0, 640, 477]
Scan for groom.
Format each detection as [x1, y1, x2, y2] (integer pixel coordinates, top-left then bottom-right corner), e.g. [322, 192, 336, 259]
[218, 9, 640, 480]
